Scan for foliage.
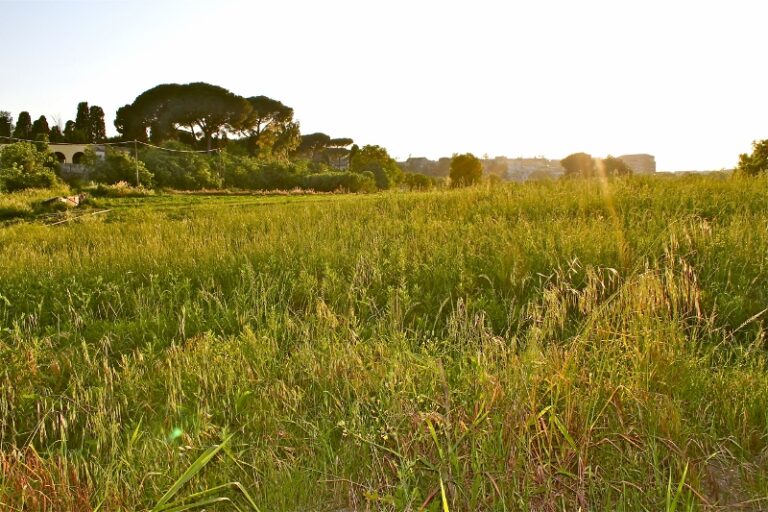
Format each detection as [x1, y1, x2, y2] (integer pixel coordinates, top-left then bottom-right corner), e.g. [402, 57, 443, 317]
[297, 132, 331, 160]
[30, 115, 50, 141]
[49, 125, 63, 143]
[349, 144, 403, 189]
[403, 171, 437, 190]
[222, 153, 303, 190]
[242, 96, 300, 160]
[599, 155, 633, 176]
[88, 105, 107, 143]
[0, 141, 59, 192]
[74, 101, 90, 134]
[88, 147, 154, 187]
[561, 152, 596, 177]
[11, 111, 31, 140]
[449, 152, 483, 186]
[139, 142, 221, 190]
[301, 170, 376, 192]
[0, 111, 13, 138]
[735, 139, 768, 176]
[116, 83, 251, 150]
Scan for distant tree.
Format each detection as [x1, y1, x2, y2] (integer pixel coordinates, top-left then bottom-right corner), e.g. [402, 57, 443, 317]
[349, 144, 403, 189]
[404, 172, 437, 190]
[599, 155, 633, 177]
[88, 105, 106, 142]
[736, 139, 768, 176]
[12, 111, 32, 140]
[116, 83, 251, 150]
[296, 133, 355, 166]
[0, 111, 13, 138]
[449, 153, 483, 186]
[561, 152, 595, 177]
[74, 102, 90, 133]
[298, 132, 332, 161]
[114, 104, 146, 141]
[49, 125, 63, 143]
[31, 115, 51, 140]
[63, 120, 77, 142]
[241, 96, 300, 159]
[269, 122, 301, 161]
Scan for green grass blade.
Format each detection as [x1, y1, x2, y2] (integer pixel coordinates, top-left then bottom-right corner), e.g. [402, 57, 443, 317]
[151, 434, 234, 511]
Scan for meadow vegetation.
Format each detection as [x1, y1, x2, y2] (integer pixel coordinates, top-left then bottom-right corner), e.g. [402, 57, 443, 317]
[1, 174, 768, 510]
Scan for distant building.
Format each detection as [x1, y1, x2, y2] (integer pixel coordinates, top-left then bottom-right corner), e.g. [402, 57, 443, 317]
[618, 154, 656, 174]
[397, 153, 656, 181]
[503, 157, 565, 181]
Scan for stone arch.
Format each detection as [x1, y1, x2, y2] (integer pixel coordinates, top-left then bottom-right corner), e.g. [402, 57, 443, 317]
[54, 152, 66, 163]
[72, 152, 85, 164]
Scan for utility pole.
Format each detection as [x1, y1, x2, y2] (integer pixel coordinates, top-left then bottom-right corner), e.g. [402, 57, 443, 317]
[134, 140, 139, 187]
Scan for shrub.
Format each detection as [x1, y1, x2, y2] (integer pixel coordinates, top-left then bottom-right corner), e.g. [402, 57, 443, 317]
[140, 142, 221, 190]
[223, 155, 303, 190]
[89, 148, 154, 187]
[301, 171, 376, 192]
[0, 142, 60, 192]
[403, 172, 437, 190]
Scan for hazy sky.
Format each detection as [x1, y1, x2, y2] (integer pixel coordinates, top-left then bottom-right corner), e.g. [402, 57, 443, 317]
[1, 0, 766, 170]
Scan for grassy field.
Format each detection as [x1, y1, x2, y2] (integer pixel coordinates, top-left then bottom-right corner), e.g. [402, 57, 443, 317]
[1, 174, 768, 511]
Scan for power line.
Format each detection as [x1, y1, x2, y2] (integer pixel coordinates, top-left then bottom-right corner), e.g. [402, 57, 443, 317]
[0, 136, 222, 154]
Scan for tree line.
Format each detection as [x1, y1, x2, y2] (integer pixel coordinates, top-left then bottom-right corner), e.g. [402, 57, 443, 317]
[0, 102, 106, 144]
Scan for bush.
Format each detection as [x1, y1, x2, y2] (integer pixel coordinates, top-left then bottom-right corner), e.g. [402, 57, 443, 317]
[89, 148, 154, 187]
[0, 142, 60, 192]
[403, 172, 437, 190]
[349, 145, 403, 190]
[223, 155, 303, 190]
[139, 142, 221, 190]
[301, 171, 376, 192]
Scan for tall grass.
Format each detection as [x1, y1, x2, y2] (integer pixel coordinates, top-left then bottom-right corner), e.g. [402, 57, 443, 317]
[1, 174, 767, 510]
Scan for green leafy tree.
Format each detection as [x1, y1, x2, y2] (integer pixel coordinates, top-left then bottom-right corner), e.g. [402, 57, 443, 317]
[0, 111, 13, 138]
[74, 102, 90, 133]
[49, 125, 63, 143]
[599, 155, 633, 177]
[88, 105, 106, 143]
[404, 172, 437, 190]
[116, 83, 252, 150]
[298, 132, 332, 161]
[349, 144, 403, 189]
[12, 111, 32, 140]
[63, 120, 77, 142]
[561, 152, 596, 177]
[242, 96, 300, 159]
[31, 116, 50, 141]
[0, 141, 59, 191]
[449, 153, 483, 186]
[298, 133, 355, 166]
[736, 139, 768, 176]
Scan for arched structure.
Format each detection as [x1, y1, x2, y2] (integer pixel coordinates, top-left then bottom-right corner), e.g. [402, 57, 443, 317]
[0, 143, 103, 164]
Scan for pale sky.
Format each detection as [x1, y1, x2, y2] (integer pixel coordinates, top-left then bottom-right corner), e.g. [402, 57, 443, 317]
[1, 0, 766, 171]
